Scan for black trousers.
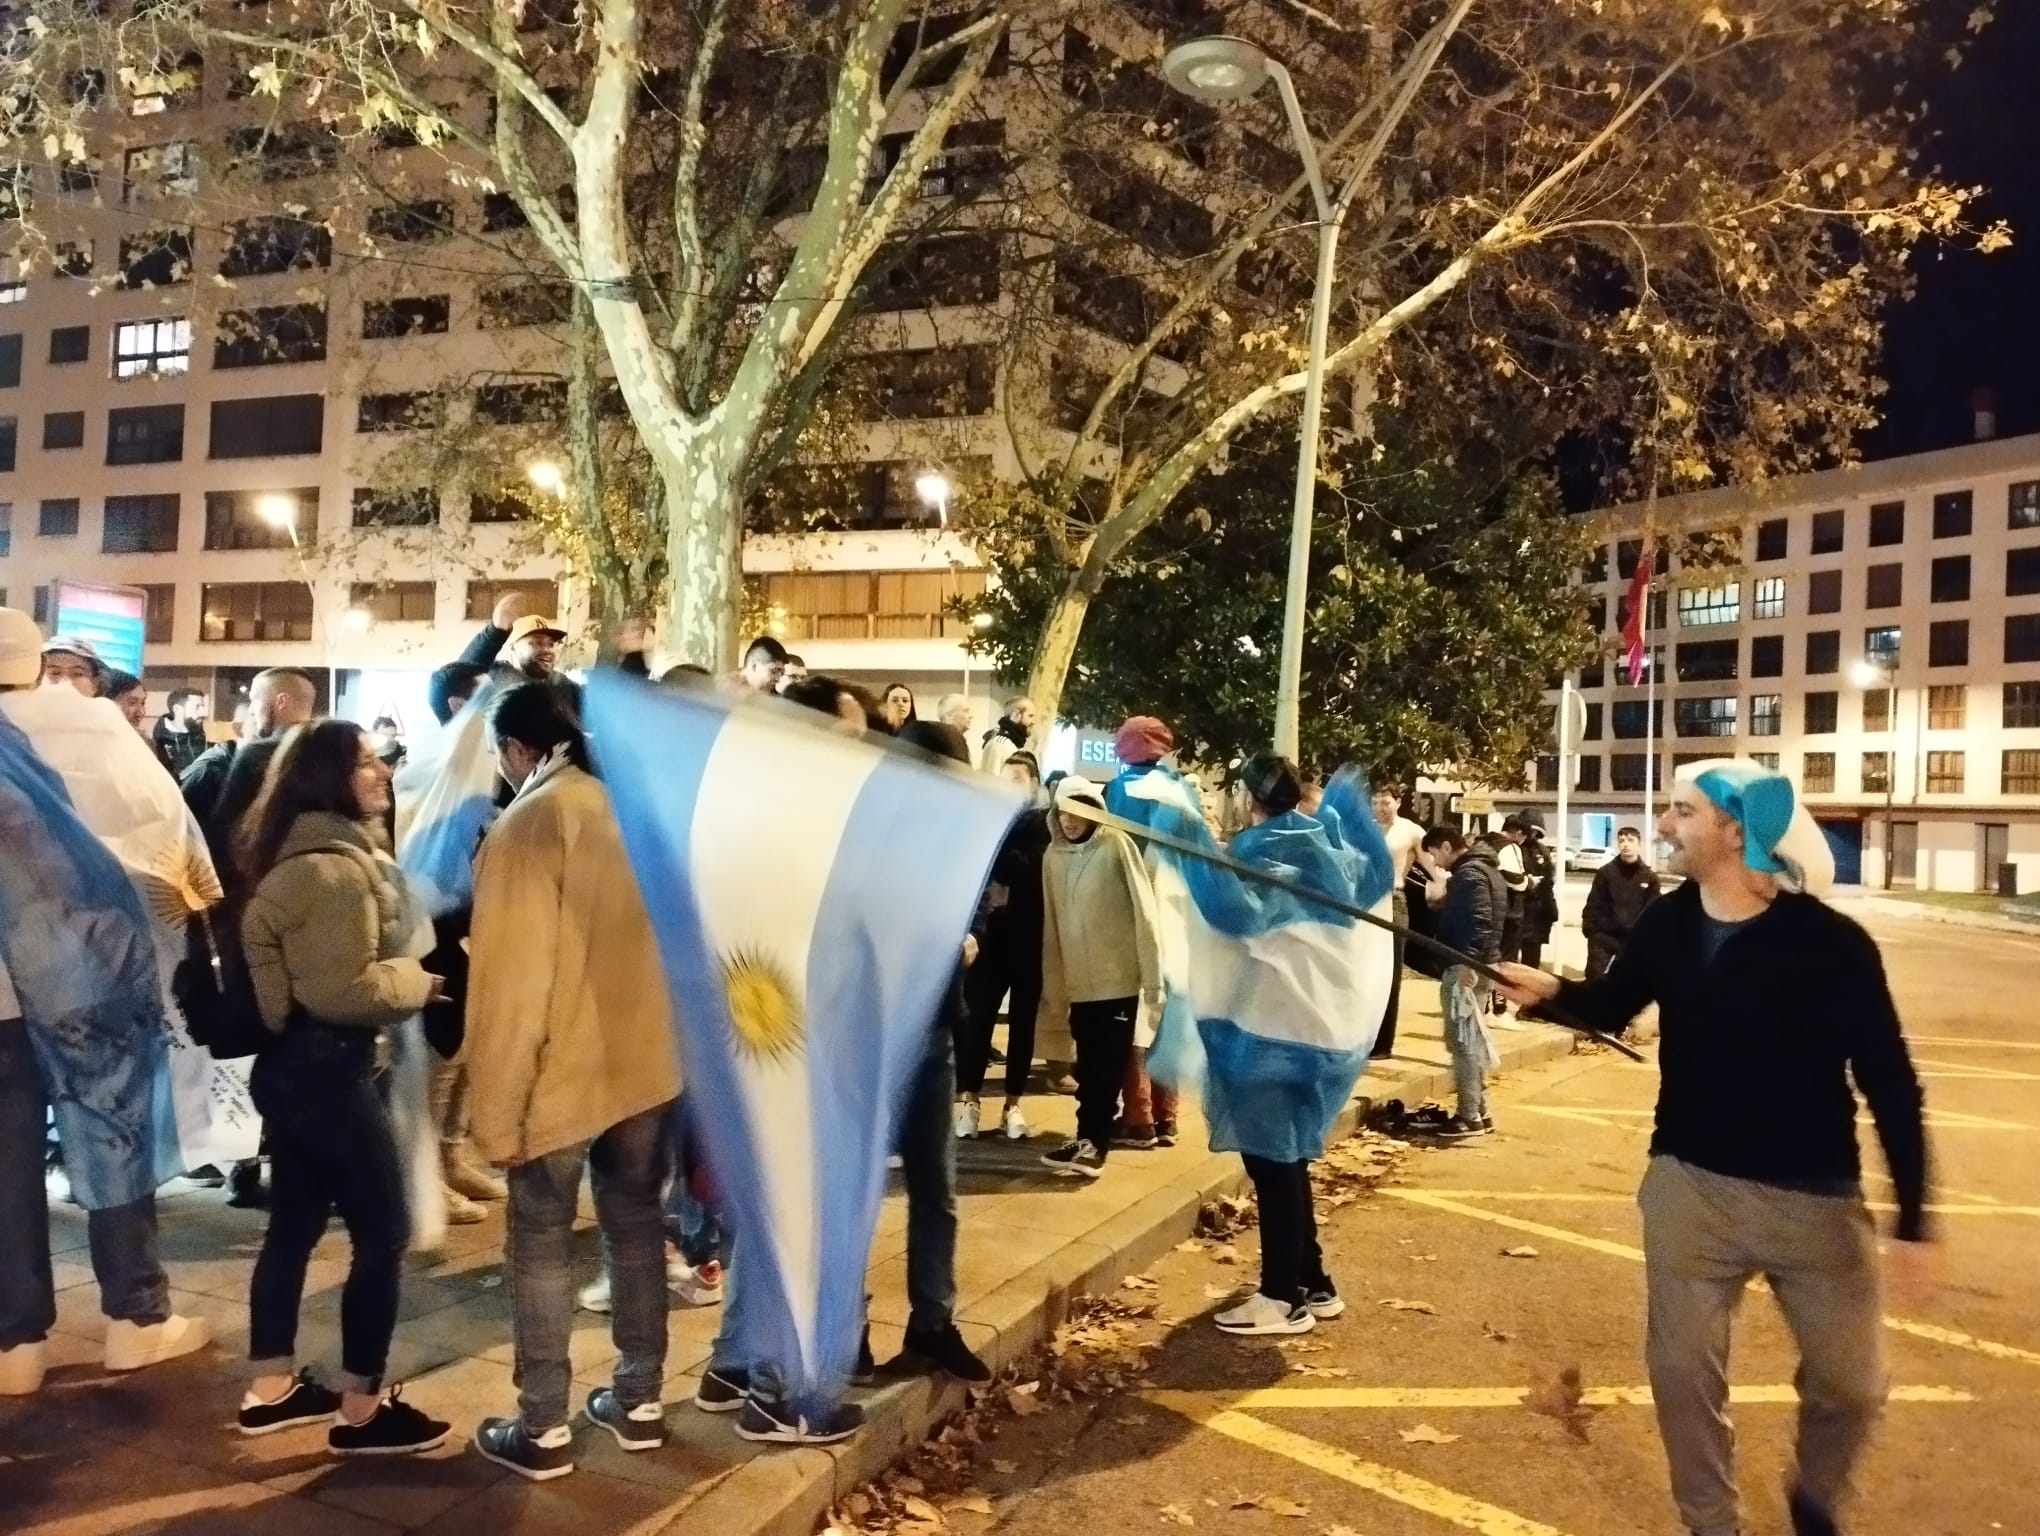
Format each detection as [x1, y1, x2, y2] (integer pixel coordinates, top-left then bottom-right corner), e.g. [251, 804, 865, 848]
[1585, 938, 1620, 980]
[1068, 997, 1137, 1155]
[957, 932, 1041, 1100]
[1374, 890, 1407, 1057]
[1242, 1155, 1328, 1305]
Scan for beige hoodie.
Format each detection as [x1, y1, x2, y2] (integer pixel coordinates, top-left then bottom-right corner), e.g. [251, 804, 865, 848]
[1037, 780, 1162, 1036]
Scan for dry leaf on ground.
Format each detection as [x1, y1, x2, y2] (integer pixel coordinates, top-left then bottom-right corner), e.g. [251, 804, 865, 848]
[899, 1496, 945, 1524]
[1204, 1283, 1238, 1301]
[1289, 1364, 1352, 1379]
[1005, 1382, 1046, 1417]
[1122, 1274, 1160, 1291]
[1399, 1423, 1460, 1445]
[1159, 1505, 1196, 1526]
[943, 1494, 995, 1517]
[990, 1459, 1019, 1475]
[1378, 1298, 1438, 1315]
[1482, 1322, 1515, 1343]
[1407, 1253, 1437, 1262]
[1230, 1495, 1309, 1517]
[1211, 1244, 1240, 1265]
[1176, 1239, 1207, 1254]
[1501, 1245, 1540, 1259]
[1324, 1526, 1364, 1536]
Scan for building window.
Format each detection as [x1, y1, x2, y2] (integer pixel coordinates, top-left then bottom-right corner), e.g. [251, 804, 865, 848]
[1865, 563, 1903, 609]
[202, 488, 310, 550]
[1867, 500, 1904, 546]
[1929, 619, 1969, 668]
[1802, 752, 1836, 793]
[1804, 691, 1838, 734]
[1862, 626, 1900, 671]
[208, 393, 324, 459]
[48, 325, 88, 365]
[1534, 756, 1559, 793]
[1930, 555, 1970, 604]
[140, 583, 174, 644]
[218, 215, 332, 277]
[2008, 547, 2040, 599]
[38, 497, 79, 536]
[351, 487, 439, 527]
[467, 489, 530, 524]
[863, 344, 997, 418]
[480, 191, 529, 231]
[0, 416, 13, 471]
[478, 282, 572, 329]
[1755, 517, 1787, 562]
[1575, 755, 1602, 791]
[55, 239, 92, 276]
[41, 411, 84, 450]
[875, 232, 1003, 312]
[0, 334, 17, 388]
[1810, 509, 1844, 553]
[1611, 700, 1663, 739]
[356, 392, 440, 432]
[349, 581, 435, 623]
[200, 581, 312, 641]
[1748, 576, 1786, 621]
[1933, 490, 1973, 538]
[1674, 695, 1737, 738]
[1675, 638, 1739, 682]
[1749, 694, 1781, 736]
[474, 379, 566, 425]
[1861, 752, 1890, 794]
[222, 123, 339, 180]
[1863, 689, 1891, 732]
[1677, 583, 1740, 627]
[464, 578, 559, 622]
[366, 200, 453, 242]
[101, 492, 180, 553]
[1925, 751, 1965, 794]
[2004, 750, 2040, 795]
[1609, 753, 1655, 792]
[1750, 634, 1784, 677]
[1615, 539, 1670, 579]
[2008, 682, 2040, 730]
[1748, 752, 1780, 770]
[1582, 702, 1603, 741]
[106, 402, 184, 464]
[212, 303, 328, 369]
[113, 317, 190, 379]
[0, 260, 21, 304]
[1928, 684, 1966, 730]
[122, 140, 196, 202]
[1808, 569, 1842, 615]
[1582, 545, 1609, 582]
[362, 295, 451, 339]
[118, 228, 192, 289]
[2011, 482, 2040, 531]
[2006, 614, 2040, 665]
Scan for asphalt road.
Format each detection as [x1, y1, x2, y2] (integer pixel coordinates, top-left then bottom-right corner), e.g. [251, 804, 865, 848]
[908, 911, 2040, 1536]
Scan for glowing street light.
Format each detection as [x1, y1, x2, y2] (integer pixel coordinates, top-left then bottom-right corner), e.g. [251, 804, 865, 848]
[1850, 659, 1890, 689]
[915, 469, 951, 526]
[255, 492, 297, 530]
[341, 606, 374, 634]
[1851, 656, 1898, 888]
[526, 459, 565, 495]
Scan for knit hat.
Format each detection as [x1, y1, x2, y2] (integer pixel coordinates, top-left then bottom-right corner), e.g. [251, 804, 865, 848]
[1240, 751, 1303, 814]
[1114, 715, 1174, 766]
[1677, 757, 1834, 896]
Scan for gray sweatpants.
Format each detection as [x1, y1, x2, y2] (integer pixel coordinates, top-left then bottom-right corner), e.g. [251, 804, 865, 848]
[1638, 1155, 1888, 1536]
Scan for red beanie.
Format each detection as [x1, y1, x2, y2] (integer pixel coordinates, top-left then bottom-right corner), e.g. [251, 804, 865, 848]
[1114, 715, 1174, 765]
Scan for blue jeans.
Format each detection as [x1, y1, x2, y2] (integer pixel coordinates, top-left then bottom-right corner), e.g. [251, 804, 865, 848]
[1439, 968, 1496, 1123]
[663, 1098, 723, 1268]
[0, 1023, 168, 1350]
[507, 1104, 671, 1430]
[898, 1027, 958, 1334]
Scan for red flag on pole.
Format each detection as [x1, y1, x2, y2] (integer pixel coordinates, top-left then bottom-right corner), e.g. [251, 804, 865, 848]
[1621, 542, 1654, 685]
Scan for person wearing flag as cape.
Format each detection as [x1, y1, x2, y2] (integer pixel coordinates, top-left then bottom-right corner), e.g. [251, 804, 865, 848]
[1497, 759, 1932, 1536]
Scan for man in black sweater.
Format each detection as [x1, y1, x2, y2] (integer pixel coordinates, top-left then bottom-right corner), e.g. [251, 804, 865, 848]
[1581, 825, 1661, 979]
[1499, 764, 1931, 1536]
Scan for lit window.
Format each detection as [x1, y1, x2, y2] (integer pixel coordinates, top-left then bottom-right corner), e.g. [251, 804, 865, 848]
[1677, 583, 1740, 627]
[1751, 576, 1786, 620]
[113, 317, 191, 378]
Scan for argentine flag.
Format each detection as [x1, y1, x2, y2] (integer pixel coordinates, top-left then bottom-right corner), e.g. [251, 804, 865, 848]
[584, 673, 1020, 1412]
[394, 677, 501, 917]
[1131, 768, 1396, 1163]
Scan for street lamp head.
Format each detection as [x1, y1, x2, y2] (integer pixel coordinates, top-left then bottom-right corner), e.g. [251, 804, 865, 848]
[341, 605, 374, 634]
[914, 469, 950, 508]
[1162, 36, 1272, 102]
[526, 460, 564, 495]
[255, 493, 297, 529]
[1850, 660, 1889, 688]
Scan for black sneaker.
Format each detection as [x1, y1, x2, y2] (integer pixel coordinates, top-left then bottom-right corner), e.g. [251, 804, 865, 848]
[584, 1387, 665, 1452]
[734, 1395, 864, 1445]
[473, 1416, 575, 1481]
[850, 1328, 876, 1387]
[692, 1364, 750, 1414]
[238, 1370, 342, 1436]
[1154, 1118, 1178, 1148]
[1408, 1104, 1454, 1128]
[1433, 1116, 1491, 1140]
[1113, 1122, 1158, 1151]
[227, 1161, 267, 1210]
[328, 1389, 452, 1457]
[890, 1323, 992, 1383]
[1788, 1486, 1840, 1536]
[1040, 1138, 1105, 1178]
[184, 1164, 227, 1188]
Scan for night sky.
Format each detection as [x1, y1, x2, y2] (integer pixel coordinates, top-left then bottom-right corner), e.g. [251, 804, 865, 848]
[1868, 0, 2040, 457]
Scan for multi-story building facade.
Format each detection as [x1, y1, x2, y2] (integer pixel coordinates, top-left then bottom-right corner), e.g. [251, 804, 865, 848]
[1521, 432, 2040, 893]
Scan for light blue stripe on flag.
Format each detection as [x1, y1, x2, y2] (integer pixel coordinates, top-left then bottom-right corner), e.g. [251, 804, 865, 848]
[585, 673, 1019, 1412]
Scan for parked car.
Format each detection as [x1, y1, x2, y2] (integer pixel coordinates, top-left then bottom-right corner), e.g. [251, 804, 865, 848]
[1565, 845, 1612, 872]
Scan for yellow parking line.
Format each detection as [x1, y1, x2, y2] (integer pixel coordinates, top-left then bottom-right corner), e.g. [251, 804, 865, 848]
[1188, 1384, 1975, 1410]
[1415, 1190, 2040, 1217]
[1527, 1103, 2034, 1132]
[1516, 1105, 1634, 1131]
[1147, 1392, 1576, 1536]
[1386, 1189, 2040, 1368]
[1911, 1058, 2040, 1081]
[1905, 1036, 2040, 1050]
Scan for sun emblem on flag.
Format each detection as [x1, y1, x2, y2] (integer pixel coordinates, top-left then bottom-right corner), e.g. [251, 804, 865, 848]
[720, 947, 804, 1063]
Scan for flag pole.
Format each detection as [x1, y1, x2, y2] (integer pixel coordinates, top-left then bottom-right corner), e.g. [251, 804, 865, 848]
[1643, 571, 1656, 866]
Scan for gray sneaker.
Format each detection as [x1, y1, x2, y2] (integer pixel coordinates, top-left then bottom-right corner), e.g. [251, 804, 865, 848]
[585, 1387, 665, 1452]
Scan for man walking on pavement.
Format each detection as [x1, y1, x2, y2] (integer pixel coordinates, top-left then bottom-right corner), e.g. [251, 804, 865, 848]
[1498, 760, 1932, 1536]
[1369, 782, 1425, 1059]
[1419, 826, 1504, 1139]
[1581, 825, 1660, 980]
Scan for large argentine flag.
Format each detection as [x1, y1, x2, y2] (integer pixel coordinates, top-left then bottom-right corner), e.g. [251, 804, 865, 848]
[585, 673, 1020, 1411]
[1131, 767, 1396, 1163]
[394, 677, 501, 917]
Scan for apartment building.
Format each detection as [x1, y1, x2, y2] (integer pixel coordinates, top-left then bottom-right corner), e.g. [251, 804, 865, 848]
[1520, 432, 2040, 894]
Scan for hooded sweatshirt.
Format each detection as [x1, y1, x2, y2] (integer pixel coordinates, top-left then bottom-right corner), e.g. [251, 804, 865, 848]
[1037, 779, 1161, 1025]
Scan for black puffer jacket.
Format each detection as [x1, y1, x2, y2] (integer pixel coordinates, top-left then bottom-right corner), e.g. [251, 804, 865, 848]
[1436, 844, 1507, 965]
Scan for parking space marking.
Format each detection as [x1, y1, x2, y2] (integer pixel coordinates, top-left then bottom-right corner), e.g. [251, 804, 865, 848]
[1405, 1190, 2040, 1217]
[1520, 1103, 2034, 1133]
[1911, 1058, 2040, 1081]
[1904, 1036, 2040, 1051]
[1179, 1384, 1976, 1410]
[1387, 1189, 2040, 1368]
[1148, 1392, 1576, 1536]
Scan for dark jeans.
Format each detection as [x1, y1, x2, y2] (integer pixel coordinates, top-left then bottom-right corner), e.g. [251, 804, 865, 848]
[1585, 938, 1621, 980]
[958, 933, 1041, 1100]
[1069, 997, 1137, 1156]
[897, 1030, 958, 1334]
[1374, 891, 1407, 1057]
[248, 1027, 408, 1395]
[0, 1026, 169, 1348]
[509, 1104, 671, 1431]
[1241, 1154, 1328, 1306]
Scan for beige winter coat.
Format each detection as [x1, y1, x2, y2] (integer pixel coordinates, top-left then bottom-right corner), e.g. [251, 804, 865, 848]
[1037, 801, 1162, 1044]
[463, 762, 679, 1165]
[242, 811, 436, 1032]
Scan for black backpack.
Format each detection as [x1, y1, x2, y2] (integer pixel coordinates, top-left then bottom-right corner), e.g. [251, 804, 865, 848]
[173, 901, 272, 1061]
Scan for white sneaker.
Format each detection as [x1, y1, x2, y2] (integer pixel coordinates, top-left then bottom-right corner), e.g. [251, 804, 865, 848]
[953, 1100, 981, 1140]
[1214, 1294, 1315, 1336]
[104, 1313, 210, 1371]
[1000, 1104, 1029, 1141]
[578, 1273, 613, 1315]
[669, 1259, 724, 1308]
[0, 1340, 46, 1396]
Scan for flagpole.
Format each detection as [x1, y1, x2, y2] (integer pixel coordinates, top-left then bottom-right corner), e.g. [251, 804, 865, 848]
[1642, 571, 1656, 865]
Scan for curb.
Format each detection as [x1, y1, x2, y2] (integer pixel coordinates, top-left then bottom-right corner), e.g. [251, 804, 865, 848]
[655, 1024, 1579, 1536]
[1841, 897, 2040, 938]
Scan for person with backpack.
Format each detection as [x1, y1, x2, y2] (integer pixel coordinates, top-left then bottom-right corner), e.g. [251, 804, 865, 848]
[235, 720, 451, 1456]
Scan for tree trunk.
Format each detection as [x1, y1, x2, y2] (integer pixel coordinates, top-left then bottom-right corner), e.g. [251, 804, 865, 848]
[659, 452, 743, 671]
[1023, 576, 1094, 735]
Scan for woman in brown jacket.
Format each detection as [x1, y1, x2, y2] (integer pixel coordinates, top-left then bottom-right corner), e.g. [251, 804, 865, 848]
[237, 720, 451, 1456]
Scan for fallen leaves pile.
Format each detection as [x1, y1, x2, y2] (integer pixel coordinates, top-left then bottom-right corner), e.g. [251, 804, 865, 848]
[1309, 1130, 1410, 1215]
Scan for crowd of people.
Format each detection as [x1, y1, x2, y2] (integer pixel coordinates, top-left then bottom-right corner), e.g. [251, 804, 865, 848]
[0, 597, 1936, 1536]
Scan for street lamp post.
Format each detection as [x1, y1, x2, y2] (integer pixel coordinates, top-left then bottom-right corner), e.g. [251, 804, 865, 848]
[915, 471, 969, 695]
[1852, 658, 1897, 889]
[256, 493, 339, 709]
[1162, 36, 1345, 762]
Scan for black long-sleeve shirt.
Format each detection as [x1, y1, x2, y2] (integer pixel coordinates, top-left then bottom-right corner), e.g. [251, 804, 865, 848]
[1544, 881, 1931, 1240]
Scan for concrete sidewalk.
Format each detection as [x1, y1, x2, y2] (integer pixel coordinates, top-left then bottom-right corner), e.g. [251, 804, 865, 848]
[1, 992, 1575, 1536]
